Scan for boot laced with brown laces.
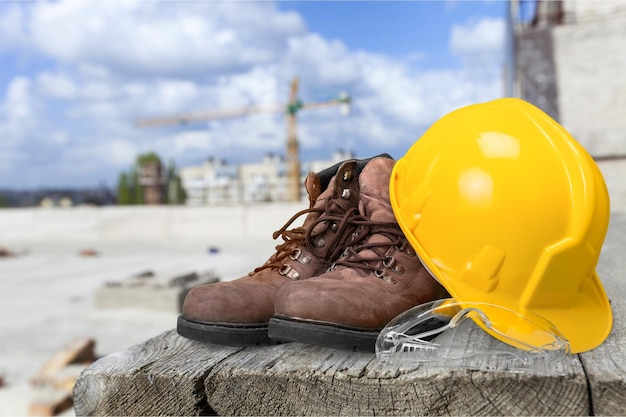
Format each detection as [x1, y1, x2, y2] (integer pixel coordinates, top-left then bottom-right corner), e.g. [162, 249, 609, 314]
[269, 157, 450, 351]
[177, 154, 392, 346]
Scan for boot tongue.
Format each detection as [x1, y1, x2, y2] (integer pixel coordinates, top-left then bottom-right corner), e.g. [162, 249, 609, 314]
[304, 174, 337, 233]
[358, 158, 396, 223]
[317, 156, 398, 277]
[304, 172, 322, 208]
[349, 157, 397, 272]
[306, 160, 359, 236]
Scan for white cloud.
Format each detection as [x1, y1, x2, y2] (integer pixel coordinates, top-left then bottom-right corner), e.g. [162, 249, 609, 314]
[171, 131, 214, 154]
[0, 4, 27, 52]
[216, 68, 281, 108]
[37, 72, 78, 100]
[50, 131, 69, 145]
[0, 1, 506, 188]
[0, 76, 45, 180]
[28, 1, 306, 77]
[107, 139, 139, 166]
[4, 77, 35, 120]
[449, 17, 506, 66]
[286, 34, 360, 86]
[0, 76, 44, 151]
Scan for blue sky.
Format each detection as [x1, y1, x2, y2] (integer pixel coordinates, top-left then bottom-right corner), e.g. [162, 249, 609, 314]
[0, 1, 514, 189]
[280, 1, 507, 67]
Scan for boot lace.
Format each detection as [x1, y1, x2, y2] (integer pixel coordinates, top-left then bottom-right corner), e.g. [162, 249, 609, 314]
[333, 220, 411, 283]
[251, 202, 359, 275]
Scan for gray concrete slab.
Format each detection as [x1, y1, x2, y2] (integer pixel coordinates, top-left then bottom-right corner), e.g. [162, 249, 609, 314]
[0, 238, 273, 416]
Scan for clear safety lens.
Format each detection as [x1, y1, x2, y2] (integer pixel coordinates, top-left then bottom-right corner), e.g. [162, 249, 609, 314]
[375, 298, 572, 374]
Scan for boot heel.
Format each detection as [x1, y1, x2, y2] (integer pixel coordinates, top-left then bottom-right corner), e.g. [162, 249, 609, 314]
[177, 315, 277, 347]
[268, 317, 379, 352]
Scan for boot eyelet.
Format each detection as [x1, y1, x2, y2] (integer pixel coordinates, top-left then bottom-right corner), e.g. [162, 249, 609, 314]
[300, 255, 311, 265]
[395, 241, 407, 251]
[290, 248, 302, 261]
[394, 264, 405, 274]
[374, 269, 385, 278]
[341, 189, 351, 200]
[330, 222, 338, 232]
[279, 264, 301, 280]
[342, 248, 350, 257]
[396, 240, 416, 256]
[314, 237, 326, 248]
[384, 275, 397, 284]
[383, 256, 395, 269]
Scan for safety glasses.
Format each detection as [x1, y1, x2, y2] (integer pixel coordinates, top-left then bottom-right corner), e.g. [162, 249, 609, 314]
[375, 298, 572, 374]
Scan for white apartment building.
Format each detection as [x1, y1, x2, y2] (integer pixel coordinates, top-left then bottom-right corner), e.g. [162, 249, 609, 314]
[180, 150, 355, 206]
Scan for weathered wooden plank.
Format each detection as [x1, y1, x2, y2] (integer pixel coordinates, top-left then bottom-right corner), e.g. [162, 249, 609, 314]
[579, 212, 626, 416]
[31, 337, 96, 387]
[204, 321, 588, 416]
[74, 326, 589, 416]
[29, 388, 73, 417]
[30, 337, 96, 416]
[73, 330, 242, 416]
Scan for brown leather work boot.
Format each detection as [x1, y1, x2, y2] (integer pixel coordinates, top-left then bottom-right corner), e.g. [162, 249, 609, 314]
[177, 154, 393, 346]
[269, 157, 450, 352]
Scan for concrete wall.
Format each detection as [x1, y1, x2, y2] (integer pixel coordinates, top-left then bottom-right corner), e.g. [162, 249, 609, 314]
[2, 159, 625, 245]
[563, 1, 626, 24]
[0, 203, 304, 244]
[515, 1, 626, 158]
[554, 13, 626, 157]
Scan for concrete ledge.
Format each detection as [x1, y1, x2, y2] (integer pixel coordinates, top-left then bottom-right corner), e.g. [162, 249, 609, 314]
[0, 203, 305, 244]
[1, 158, 623, 245]
[94, 270, 219, 313]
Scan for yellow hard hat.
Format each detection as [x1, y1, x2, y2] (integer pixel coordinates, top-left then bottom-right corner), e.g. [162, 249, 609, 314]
[390, 98, 611, 353]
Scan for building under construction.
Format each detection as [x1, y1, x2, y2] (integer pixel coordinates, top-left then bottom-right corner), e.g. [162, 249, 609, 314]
[510, 0, 626, 159]
[178, 150, 355, 206]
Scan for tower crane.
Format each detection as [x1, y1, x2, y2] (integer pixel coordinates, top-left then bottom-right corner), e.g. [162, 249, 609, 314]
[134, 77, 351, 202]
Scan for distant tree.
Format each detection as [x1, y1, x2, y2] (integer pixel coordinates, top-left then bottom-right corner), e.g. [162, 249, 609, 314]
[170, 175, 187, 205]
[0, 193, 8, 208]
[137, 152, 161, 167]
[130, 167, 143, 205]
[166, 160, 187, 205]
[116, 173, 132, 205]
[115, 166, 143, 205]
[115, 152, 186, 205]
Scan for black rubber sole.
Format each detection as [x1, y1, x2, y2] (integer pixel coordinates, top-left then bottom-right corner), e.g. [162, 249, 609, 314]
[177, 315, 279, 347]
[268, 316, 380, 352]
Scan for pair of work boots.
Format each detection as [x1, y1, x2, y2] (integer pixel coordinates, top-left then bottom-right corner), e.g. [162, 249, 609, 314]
[177, 155, 449, 352]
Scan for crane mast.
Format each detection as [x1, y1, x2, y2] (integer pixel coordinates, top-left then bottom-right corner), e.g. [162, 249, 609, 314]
[286, 78, 300, 203]
[134, 77, 351, 202]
